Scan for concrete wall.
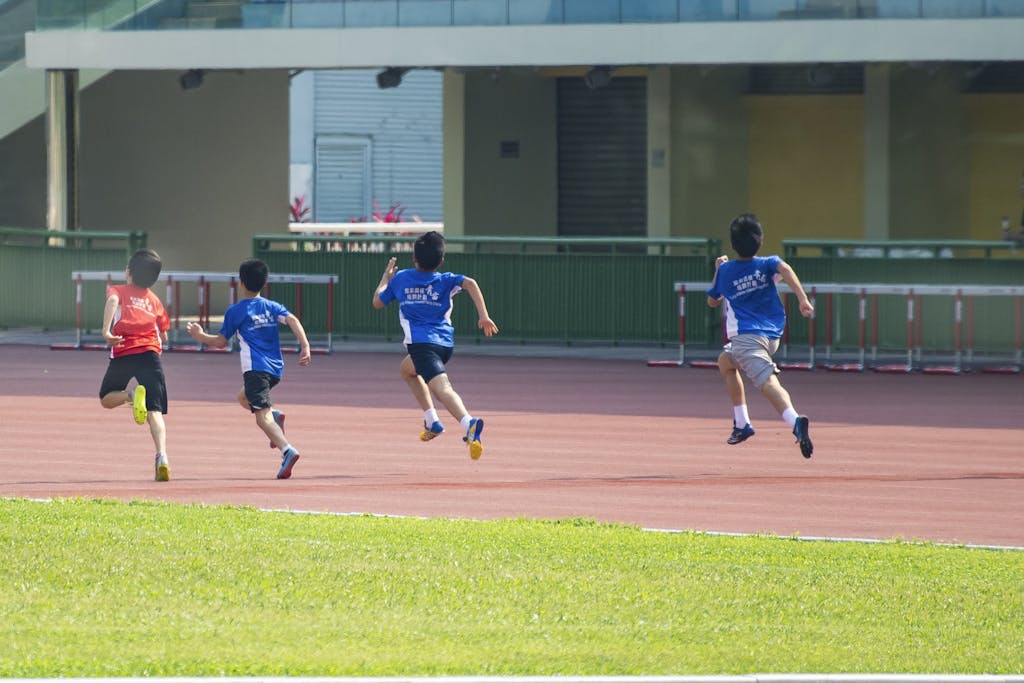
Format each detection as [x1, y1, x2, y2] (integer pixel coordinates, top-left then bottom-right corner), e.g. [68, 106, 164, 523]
[74, 69, 288, 272]
[746, 94, 865, 255]
[965, 93, 1024, 241]
[0, 114, 45, 226]
[1, 69, 288, 273]
[669, 65, 750, 244]
[463, 69, 557, 237]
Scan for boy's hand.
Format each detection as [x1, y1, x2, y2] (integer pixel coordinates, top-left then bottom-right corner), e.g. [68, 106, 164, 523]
[185, 321, 205, 340]
[379, 257, 398, 284]
[478, 317, 499, 337]
[102, 331, 123, 347]
[298, 345, 312, 367]
[715, 255, 729, 269]
[798, 300, 815, 318]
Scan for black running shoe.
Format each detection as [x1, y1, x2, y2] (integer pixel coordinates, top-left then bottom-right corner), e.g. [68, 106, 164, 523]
[727, 423, 755, 445]
[793, 416, 813, 458]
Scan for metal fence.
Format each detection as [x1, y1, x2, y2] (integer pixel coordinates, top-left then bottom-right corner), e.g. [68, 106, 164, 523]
[0, 228, 146, 329]
[252, 233, 721, 345]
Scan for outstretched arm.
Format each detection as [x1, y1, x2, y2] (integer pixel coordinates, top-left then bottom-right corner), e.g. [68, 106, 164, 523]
[460, 277, 498, 336]
[185, 322, 229, 348]
[285, 314, 312, 366]
[372, 257, 398, 309]
[777, 261, 814, 318]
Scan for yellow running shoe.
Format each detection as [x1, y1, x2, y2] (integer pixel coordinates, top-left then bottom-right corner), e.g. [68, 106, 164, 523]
[154, 453, 170, 482]
[463, 418, 484, 460]
[420, 420, 445, 442]
[131, 386, 148, 425]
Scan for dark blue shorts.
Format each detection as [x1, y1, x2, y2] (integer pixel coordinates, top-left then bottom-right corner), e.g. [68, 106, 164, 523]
[243, 370, 280, 412]
[407, 343, 453, 384]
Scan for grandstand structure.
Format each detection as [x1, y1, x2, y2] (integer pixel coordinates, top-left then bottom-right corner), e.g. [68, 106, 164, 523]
[0, 2, 1020, 278]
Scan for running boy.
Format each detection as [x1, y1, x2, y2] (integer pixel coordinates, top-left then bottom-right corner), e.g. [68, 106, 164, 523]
[186, 258, 311, 479]
[372, 231, 498, 459]
[706, 213, 814, 458]
[98, 247, 173, 481]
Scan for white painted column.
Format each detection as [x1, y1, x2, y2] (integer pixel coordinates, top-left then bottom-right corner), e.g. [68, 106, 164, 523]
[45, 69, 80, 237]
[442, 70, 466, 238]
[646, 65, 671, 250]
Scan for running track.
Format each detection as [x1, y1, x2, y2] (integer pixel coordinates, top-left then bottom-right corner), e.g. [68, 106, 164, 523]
[1, 344, 1022, 547]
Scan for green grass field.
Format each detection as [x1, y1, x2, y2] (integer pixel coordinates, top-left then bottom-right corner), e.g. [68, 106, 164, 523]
[1, 497, 1021, 676]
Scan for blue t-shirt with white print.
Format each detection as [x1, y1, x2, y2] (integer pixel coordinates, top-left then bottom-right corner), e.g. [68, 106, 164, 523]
[706, 255, 786, 340]
[378, 269, 466, 347]
[219, 296, 291, 377]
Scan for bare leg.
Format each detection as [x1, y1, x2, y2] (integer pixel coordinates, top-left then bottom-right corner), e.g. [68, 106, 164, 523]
[400, 355, 434, 411]
[237, 387, 250, 411]
[147, 411, 167, 453]
[100, 390, 130, 410]
[717, 351, 746, 407]
[254, 407, 288, 449]
[759, 374, 795, 415]
[427, 373, 469, 423]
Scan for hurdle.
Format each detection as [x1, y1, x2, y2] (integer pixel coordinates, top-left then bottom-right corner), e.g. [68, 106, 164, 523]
[656, 281, 1024, 374]
[52, 271, 338, 354]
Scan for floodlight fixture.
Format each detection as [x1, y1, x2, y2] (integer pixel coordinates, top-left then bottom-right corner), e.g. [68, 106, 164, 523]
[583, 66, 613, 90]
[179, 69, 205, 91]
[376, 67, 410, 89]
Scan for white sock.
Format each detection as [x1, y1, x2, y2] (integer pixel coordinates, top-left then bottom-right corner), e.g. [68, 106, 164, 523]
[733, 404, 751, 428]
[782, 408, 799, 427]
[280, 443, 296, 454]
[425, 408, 440, 425]
[460, 415, 474, 432]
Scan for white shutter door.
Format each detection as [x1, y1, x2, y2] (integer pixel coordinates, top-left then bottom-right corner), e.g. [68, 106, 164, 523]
[314, 135, 372, 222]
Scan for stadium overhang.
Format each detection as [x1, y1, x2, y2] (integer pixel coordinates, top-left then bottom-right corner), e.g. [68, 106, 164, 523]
[26, 18, 1024, 71]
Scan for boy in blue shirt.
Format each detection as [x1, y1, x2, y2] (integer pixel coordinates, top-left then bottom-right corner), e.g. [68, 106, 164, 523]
[186, 258, 312, 478]
[372, 231, 498, 459]
[706, 213, 815, 458]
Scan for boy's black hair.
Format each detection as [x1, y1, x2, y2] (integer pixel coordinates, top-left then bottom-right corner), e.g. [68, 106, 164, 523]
[239, 258, 269, 293]
[729, 213, 764, 259]
[414, 231, 446, 271]
[127, 248, 162, 289]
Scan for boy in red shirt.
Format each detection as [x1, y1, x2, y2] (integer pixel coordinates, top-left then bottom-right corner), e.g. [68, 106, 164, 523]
[98, 248, 173, 481]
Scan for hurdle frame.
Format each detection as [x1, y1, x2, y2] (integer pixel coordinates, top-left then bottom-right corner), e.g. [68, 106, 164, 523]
[655, 281, 1024, 374]
[53, 271, 338, 354]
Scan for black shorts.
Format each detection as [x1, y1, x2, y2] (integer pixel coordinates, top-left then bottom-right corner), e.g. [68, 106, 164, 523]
[407, 343, 453, 384]
[243, 370, 280, 412]
[99, 351, 168, 414]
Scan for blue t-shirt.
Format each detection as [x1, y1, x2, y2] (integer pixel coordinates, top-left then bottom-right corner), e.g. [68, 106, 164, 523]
[706, 255, 786, 340]
[219, 296, 291, 377]
[378, 269, 466, 346]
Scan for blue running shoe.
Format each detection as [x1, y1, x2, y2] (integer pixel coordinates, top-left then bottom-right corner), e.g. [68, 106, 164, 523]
[463, 418, 484, 460]
[420, 420, 445, 442]
[269, 410, 285, 449]
[727, 423, 755, 445]
[793, 416, 813, 459]
[277, 447, 300, 479]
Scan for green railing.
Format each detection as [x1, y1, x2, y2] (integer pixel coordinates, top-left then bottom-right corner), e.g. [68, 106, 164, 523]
[783, 239, 1023, 260]
[781, 239, 1024, 354]
[0, 228, 146, 329]
[253, 233, 720, 345]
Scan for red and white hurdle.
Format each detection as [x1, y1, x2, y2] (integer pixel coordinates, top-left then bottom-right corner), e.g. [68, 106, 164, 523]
[651, 281, 1024, 375]
[53, 271, 338, 354]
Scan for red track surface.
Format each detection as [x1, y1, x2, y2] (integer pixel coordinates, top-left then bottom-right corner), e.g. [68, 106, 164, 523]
[1, 344, 1022, 547]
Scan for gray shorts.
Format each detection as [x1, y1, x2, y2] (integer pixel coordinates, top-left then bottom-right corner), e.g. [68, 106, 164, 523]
[723, 334, 781, 389]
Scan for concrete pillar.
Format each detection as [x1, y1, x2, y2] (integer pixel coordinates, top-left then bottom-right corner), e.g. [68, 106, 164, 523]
[442, 70, 465, 238]
[863, 63, 891, 239]
[46, 69, 79, 237]
[647, 65, 671, 250]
